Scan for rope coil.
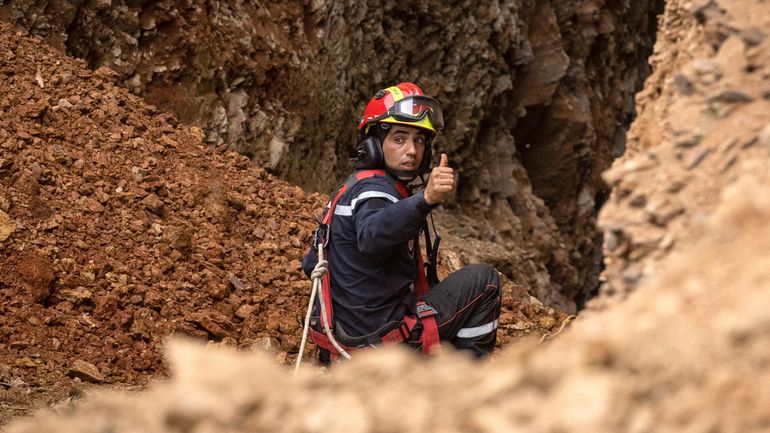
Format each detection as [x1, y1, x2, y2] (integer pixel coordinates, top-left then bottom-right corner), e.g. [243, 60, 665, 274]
[310, 259, 328, 280]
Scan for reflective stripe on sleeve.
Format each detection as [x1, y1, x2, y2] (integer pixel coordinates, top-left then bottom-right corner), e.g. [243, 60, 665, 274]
[334, 205, 352, 216]
[456, 319, 499, 339]
[332, 191, 399, 217]
[351, 191, 399, 209]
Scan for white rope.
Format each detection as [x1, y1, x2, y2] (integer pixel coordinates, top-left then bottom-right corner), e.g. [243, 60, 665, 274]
[294, 242, 351, 376]
[309, 259, 328, 281]
[294, 256, 322, 375]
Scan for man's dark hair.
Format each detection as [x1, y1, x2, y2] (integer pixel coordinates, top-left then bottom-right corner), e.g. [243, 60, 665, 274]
[366, 122, 391, 143]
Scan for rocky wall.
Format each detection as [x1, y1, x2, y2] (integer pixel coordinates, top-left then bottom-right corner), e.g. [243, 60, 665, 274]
[0, 0, 662, 310]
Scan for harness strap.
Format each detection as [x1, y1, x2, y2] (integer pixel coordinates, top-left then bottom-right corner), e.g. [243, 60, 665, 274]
[414, 252, 430, 297]
[309, 321, 410, 352]
[400, 301, 441, 355]
[415, 301, 440, 354]
[312, 305, 441, 357]
[310, 169, 439, 359]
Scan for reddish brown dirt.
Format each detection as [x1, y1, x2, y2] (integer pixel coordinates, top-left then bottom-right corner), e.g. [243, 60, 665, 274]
[0, 20, 325, 420]
[0, 23, 566, 423]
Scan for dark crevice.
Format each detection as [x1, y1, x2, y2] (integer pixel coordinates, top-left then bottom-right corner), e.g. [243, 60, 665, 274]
[510, 1, 665, 310]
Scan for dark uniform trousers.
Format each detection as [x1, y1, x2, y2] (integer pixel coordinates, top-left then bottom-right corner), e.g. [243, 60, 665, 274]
[413, 263, 501, 358]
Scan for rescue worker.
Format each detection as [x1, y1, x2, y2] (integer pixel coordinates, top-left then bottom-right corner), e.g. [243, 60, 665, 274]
[302, 82, 501, 361]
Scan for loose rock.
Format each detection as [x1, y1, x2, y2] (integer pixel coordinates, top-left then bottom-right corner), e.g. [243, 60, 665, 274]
[67, 360, 104, 383]
[0, 210, 15, 242]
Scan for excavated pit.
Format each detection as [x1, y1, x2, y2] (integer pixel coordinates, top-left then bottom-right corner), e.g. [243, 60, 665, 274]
[3, 0, 770, 430]
[0, 0, 665, 419]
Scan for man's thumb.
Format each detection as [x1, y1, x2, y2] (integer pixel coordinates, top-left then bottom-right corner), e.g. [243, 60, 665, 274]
[439, 153, 449, 168]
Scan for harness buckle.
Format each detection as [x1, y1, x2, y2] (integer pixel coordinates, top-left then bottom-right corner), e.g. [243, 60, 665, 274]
[416, 301, 438, 319]
[312, 224, 329, 249]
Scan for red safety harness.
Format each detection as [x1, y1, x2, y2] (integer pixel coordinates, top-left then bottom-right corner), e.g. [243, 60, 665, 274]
[308, 169, 441, 362]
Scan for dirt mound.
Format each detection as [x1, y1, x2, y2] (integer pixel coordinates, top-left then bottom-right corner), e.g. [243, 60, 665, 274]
[0, 22, 564, 422]
[0, 18, 322, 403]
[0, 19, 324, 407]
[8, 172, 770, 432]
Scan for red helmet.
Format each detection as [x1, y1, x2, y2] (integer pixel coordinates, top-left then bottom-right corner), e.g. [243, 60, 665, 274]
[357, 82, 444, 134]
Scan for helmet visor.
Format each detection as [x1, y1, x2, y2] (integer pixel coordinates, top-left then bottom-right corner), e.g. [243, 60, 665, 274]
[390, 96, 444, 131]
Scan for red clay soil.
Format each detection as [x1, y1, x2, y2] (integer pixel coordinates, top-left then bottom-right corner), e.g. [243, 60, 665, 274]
[0, 22, 566, 421]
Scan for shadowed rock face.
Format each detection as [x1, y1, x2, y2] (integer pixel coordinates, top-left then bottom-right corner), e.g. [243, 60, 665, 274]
[0, 0, 662, 309]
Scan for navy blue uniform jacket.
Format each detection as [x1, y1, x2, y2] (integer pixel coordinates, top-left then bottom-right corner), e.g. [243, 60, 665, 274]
[302, 171, 432, 337]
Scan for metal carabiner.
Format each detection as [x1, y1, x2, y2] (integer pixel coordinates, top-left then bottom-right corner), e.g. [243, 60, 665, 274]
[312, 224, 329, 249]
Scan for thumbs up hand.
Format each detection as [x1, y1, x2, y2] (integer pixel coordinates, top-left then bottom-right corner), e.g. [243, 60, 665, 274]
[424, 153, 456, 206]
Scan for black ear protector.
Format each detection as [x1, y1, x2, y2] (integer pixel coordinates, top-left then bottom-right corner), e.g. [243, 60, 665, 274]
[353, 135, 384, 170]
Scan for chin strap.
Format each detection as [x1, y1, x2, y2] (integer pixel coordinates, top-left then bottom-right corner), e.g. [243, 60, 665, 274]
[385, 166, 419, 182]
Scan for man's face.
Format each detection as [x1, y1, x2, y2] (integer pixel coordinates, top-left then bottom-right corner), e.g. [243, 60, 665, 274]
[382, 125, 427, 173]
